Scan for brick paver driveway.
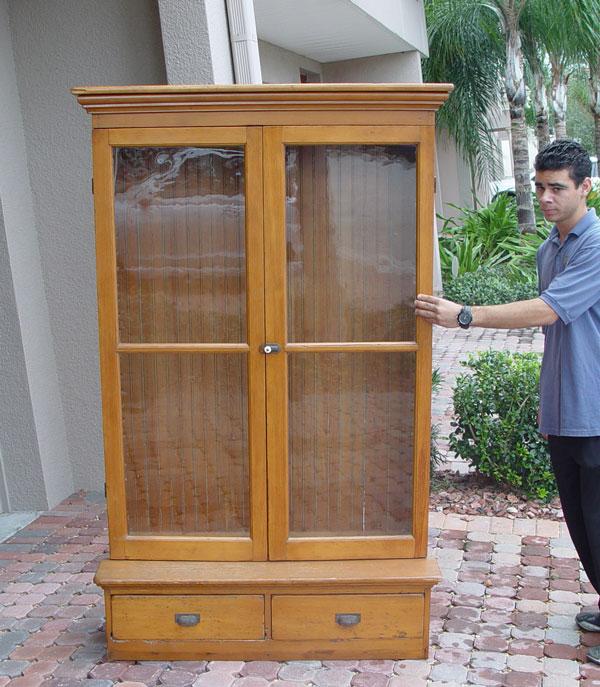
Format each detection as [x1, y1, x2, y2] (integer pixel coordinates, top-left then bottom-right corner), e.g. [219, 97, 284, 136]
[1, 328, 599, 686]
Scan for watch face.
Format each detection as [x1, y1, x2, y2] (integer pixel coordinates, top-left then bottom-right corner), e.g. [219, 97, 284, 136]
[458, 308, 472, 326]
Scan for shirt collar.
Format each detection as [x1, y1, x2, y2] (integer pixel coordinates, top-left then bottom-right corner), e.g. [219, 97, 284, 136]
[549, 208, 598, 245]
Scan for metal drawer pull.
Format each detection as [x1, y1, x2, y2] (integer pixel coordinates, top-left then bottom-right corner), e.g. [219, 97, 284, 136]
[175, 613, 201, 627]
[335, 613, 361, 627]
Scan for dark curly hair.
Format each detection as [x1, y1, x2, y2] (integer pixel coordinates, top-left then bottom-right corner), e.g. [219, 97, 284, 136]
[534, 139, 592, 187]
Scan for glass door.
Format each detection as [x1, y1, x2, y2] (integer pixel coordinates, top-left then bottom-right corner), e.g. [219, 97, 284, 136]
[94, 127, 266, 561]
[264, 126, 434, 560]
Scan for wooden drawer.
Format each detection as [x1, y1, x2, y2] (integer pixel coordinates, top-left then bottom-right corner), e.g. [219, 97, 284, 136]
[271, 594, 423, 640]
[112, 595, 265, 640]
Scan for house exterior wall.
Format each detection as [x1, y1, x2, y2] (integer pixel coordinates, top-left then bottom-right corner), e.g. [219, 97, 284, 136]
[3, 0, 166, 507]
[436, 133, 478, 218]
[205, 0, 235, 83]
[322, 51, 422, 83]
[259, 40, 322, 83]
[158, 0, 234, 84]
[0, 198, 49, 511]
[0, 0, 71, 510]
[350, 0, 428, 55]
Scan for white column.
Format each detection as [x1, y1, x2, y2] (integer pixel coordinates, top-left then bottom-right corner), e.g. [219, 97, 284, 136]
[226, 0, 262, 83]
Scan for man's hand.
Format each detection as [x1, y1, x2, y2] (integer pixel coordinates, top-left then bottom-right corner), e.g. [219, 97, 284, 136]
[415, 294, 462, 328]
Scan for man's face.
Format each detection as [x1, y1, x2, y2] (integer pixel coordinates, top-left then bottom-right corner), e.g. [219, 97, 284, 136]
[534, 168, 591, 228]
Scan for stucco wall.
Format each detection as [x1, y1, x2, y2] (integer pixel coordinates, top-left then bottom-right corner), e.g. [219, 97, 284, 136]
[0, 0, 71, 510]
[0, 200, 48, 511]
[158, 0, 234, 84]
[7, 0, 167, 498]
[259, 40, 322, 83]
[259, 41, 424, 86]
[351, 0, 428, 55]
[322, 50, 422, 83]
[436, 133, 479, 218]
[205, 0, 235, 83]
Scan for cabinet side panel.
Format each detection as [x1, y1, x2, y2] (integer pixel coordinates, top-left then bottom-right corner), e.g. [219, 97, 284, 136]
[92, 128, 127, 556]
[413, 126, 435, 557]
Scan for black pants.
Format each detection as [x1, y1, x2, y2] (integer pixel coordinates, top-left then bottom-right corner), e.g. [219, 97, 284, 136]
[549, 435, 600, 604]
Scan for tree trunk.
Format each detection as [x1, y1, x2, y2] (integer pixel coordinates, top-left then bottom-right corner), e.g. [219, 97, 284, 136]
[590, 61, 600, 159]
[551, 56, 569, 140]
[504, 20, 536, 233]
[511, 114, 536, 233]
[466, 151, 480, 209]
[533, 69, 551, 150]
[554, 117, 567, 140]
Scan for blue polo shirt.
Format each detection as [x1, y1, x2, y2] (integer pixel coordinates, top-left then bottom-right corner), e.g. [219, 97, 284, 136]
[537, 208, 600, 436]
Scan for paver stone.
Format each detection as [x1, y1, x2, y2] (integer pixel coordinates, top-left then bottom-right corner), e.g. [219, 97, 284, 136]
[193, 672, 235, 687]
[503, 671, 541, 686]
[466, 667, 505, 685]
[350, 672, 388, 687]
[160, 669, 200, 687]
[311, 668, 354, 687]
[240, 662, 279, 680]
[428, 663, 468, 682]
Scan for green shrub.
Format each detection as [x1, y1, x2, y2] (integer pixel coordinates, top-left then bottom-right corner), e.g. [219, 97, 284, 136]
[450, 351, 555, 501]
[438, 194, 549, 280]
[438, 195, 518, 279]
[587, 179, 600, 215]
[443, 265, 537, 305]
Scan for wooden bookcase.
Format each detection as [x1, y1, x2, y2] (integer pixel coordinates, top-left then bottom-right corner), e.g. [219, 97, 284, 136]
[74, 84, 452, 660]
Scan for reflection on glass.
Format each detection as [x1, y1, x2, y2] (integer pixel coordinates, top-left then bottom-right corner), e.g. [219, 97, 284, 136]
[288, 353, 415, 537]
[120, 353, 249, 536]
[286, 145, 417, 343]
[114, 147, 246, 343]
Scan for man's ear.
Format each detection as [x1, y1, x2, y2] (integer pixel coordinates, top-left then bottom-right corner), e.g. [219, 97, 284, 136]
[581, 177, 593, 196]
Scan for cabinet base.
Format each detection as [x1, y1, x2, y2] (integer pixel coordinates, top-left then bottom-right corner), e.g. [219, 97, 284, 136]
[96, 558, 440, 660]
[106, 637, 428, 661]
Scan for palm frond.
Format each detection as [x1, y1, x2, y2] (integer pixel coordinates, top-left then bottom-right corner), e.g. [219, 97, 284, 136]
[423, 0, 505, 185]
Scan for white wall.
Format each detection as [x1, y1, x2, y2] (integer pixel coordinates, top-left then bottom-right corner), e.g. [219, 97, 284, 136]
[158, 0, 234, 84]
[350, 0, 428, 55]
[0, 199, 50, 510]
[259, 43, 422, 85]
[0, 0, 71, 510]
[259, 40, 322, 83]
[206, 0, 235, 83]
[436, 133, 483, 217]
[7, 0, 167, 501]
[322, 51, 422, 83]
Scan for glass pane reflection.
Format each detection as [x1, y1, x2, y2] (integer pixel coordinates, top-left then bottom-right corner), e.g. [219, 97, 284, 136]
[288, 352, 415, 537]
[120, 353, 250, 536]
[114, 147, 246, 343]
[286, 145, 417, 343]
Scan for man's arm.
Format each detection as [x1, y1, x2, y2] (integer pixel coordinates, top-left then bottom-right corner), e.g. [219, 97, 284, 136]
[414, 294, 558, 329]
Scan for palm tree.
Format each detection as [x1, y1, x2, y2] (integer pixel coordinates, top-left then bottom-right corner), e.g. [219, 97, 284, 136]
[520, 1, 551, 149]
[488, 0, 536, 232]
[530, 0, 600, 140]
[523, 45, 551, 149]
[424, 0, 537, 232]
[588, 55, 600, 159]
[423, 0, 504, 206]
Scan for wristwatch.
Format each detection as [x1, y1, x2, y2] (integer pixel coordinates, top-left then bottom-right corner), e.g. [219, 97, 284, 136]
[457, 305, 472, 329]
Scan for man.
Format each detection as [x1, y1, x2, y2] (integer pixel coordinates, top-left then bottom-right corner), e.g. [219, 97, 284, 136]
[416, 139, 600, 665]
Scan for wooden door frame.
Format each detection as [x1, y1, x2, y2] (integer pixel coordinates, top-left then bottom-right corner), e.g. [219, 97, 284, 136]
[263, 125, 434, 561]
[93, 126, 267, 561]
